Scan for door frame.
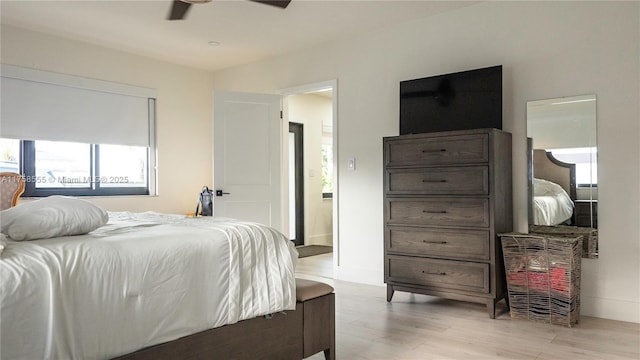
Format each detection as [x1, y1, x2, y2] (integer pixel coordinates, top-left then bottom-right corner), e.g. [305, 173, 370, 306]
[289, 122, 305, 246]
[280, 79, 339, 267]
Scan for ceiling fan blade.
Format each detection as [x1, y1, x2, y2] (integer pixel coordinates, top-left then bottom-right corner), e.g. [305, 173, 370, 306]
[168, 0, 192, 20]
[249, 0, 292, 9]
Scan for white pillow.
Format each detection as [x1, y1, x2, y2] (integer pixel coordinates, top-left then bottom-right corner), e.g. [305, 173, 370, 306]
[0, 196, 108, 241]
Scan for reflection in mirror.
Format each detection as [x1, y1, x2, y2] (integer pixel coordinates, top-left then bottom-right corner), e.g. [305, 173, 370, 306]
[527, 94, 597, 257]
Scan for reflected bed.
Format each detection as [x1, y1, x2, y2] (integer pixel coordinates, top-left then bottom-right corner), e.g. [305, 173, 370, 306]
[530, 149, 576, 226]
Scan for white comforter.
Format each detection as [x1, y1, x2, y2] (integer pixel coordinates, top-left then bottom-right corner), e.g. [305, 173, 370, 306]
[532, 178, 574, 226]
[1, 212, 297, 360]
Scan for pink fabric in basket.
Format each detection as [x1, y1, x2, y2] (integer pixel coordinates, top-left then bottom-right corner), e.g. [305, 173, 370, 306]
[507, 268, 568, 294]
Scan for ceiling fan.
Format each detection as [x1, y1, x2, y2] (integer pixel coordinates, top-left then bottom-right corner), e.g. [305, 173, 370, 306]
[168, 0, 292, 20]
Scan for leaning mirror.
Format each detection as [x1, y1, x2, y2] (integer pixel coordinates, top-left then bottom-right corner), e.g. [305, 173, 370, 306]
[527, 94, 598, 258]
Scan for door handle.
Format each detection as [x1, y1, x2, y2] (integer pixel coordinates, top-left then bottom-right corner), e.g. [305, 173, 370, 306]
[215, 190, 230, 197]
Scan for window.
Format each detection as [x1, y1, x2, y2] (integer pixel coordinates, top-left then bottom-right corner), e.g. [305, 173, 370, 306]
[3, 138, 150, 196]
[99, 144, 148, 188]
[1, 65, 157, 197]
[321, 143, 333, 199]
[549, 147, 597, 186]
[0, 138, 20, 173]
[34, 141, 92, 189]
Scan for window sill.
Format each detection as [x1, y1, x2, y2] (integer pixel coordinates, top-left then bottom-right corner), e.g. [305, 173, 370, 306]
[20, 194, 159, 200]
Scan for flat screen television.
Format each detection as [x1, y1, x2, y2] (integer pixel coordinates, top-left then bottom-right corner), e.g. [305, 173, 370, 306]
[400, 65, 502, 135]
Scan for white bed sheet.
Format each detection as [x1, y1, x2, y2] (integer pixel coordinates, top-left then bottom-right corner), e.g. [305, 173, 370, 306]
[532, 178, 574, 226]
[1, 212, 297, 360]
[533, 194, 574, 226]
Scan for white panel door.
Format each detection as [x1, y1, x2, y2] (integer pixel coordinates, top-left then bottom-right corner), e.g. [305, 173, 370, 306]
[213, 91, 282, 231]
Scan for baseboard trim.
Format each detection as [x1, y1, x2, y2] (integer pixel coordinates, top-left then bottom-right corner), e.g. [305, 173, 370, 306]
[333, 266, 383, 287]
[306, 234, 332, 247]
[581, 295, 640, 323]
[332, 267, 639, 323]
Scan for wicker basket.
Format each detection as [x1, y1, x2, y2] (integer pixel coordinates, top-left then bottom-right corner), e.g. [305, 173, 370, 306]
[500, 233, 582, 327]
[529, 225, 598, 259]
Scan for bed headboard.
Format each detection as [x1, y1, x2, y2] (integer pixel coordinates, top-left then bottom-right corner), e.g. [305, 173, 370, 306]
[532, 149, 577, 201]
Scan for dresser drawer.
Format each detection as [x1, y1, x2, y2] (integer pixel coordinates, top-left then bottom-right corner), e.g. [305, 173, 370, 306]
[386, 198, 490, 227]
[387, 227, 490, 260]
[387, 255, 489, 293]
[385, 134, 489, 167]
[386, 166, 489, 195]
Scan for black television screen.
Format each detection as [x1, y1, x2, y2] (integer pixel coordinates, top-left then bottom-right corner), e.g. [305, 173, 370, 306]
[400, 65, 502, 135]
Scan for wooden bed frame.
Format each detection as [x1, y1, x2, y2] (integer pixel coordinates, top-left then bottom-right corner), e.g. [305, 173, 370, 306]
[114, 279, 335, 360]
[527, 142, 576, 225]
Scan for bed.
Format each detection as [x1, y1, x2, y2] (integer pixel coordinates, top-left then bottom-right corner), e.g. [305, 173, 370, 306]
[530, 149, 576, 226]
[0, 197, 301, 359]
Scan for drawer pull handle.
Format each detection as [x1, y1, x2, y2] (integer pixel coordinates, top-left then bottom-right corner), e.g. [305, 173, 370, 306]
[422, 240, 448, 244]
[421, 148, 447, 153]
[422, 210, 447, 214]
[422, 270, 447, 276]
[422, 179, 447, 183]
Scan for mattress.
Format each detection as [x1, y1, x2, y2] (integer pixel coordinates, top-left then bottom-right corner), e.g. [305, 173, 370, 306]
[0, 212, 298, 360]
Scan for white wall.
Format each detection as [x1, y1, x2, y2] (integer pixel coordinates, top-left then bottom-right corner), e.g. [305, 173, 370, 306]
[1, 25, 214, 214]
[288, 94, 333, 246]
[210, 2, 640, 322]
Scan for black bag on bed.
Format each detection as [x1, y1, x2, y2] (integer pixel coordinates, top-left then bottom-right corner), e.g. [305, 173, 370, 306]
[196, 186, 214, 216]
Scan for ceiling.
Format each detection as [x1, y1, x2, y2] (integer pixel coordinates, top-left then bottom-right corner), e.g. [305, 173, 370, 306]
[0, 0, 478, 72]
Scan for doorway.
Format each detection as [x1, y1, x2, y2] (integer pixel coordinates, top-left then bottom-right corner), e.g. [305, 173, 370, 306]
[282, 80, 337, 272]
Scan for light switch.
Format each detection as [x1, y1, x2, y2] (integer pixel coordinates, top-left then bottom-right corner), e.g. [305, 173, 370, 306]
[347, 158, 356, 171]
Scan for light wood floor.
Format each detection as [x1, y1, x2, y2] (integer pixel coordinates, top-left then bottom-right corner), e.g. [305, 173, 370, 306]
[297, 253, 640, 360]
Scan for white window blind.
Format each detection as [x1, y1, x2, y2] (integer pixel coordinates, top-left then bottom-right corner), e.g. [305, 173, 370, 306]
[1, 65, 156, 147]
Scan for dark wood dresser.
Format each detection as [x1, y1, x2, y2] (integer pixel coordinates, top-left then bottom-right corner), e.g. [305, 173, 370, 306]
[383, 128, 512, 318]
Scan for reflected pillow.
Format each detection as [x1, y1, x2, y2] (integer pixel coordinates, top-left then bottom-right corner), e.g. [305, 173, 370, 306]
[533, 178, 568, 197]
[0, 196, 108, 241]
